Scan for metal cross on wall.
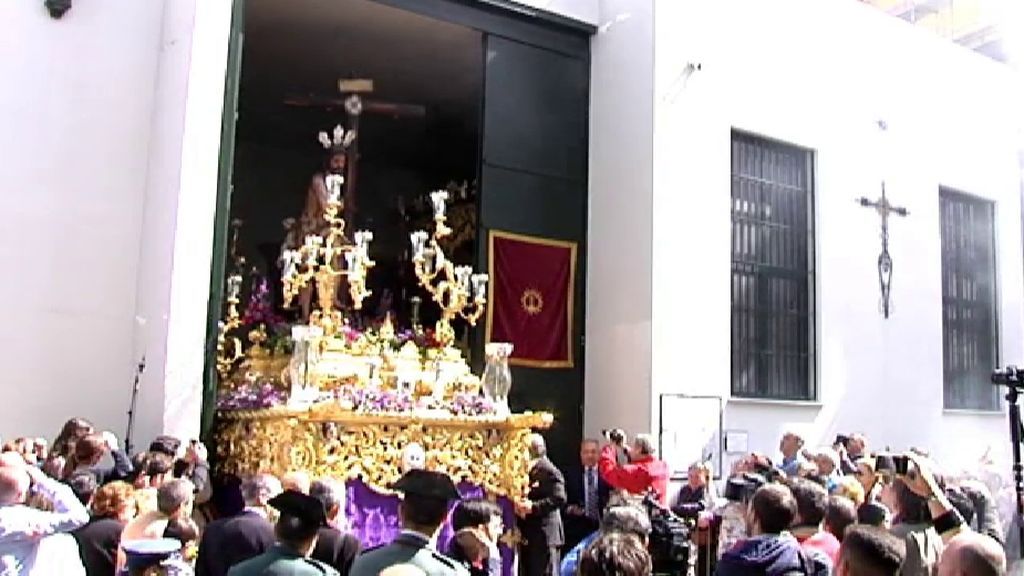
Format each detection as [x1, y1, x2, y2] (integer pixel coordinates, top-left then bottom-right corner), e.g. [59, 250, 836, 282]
[857, 183, 909, 319]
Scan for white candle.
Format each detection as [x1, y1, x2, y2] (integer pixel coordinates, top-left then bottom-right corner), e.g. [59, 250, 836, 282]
[430, 190, 449, 219]
[410, 231, 427, 259]
[355, 230, 373, 250]
[455, 266, 472, 292]
[227, 275, 242, 299]
[423, 251, 434, 275]
[471, 274, 488, 302]
[283, 251, 298, 278]
[325, 175, 344, 203]
[345, 250, 359, 273]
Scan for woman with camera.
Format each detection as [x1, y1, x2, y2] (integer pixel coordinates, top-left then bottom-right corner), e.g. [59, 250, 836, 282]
[597, 429, 669, 507]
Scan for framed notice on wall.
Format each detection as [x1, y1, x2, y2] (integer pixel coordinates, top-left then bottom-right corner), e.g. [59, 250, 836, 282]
[657, 394, 724, 480]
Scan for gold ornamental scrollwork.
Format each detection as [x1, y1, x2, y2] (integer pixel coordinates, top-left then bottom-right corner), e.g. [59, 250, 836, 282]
[215, 409, 553, 498]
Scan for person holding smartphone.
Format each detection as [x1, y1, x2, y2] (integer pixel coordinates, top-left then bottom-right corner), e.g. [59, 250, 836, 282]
[835, 433, 868, 476]
[888, 453, 967, 576]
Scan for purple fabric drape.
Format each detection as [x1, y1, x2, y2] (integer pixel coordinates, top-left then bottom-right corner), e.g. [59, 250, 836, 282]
[344, 478, 517, 576]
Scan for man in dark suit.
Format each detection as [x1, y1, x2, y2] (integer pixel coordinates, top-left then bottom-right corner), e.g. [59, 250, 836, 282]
[196, 473, 283, 576]
[516, 433, 567, 576]
[227, 490, 340, 576]
[562, 439, 610, 551]
[310, 478, 362, 576]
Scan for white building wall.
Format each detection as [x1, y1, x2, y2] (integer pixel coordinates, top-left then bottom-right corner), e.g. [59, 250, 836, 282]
[585, 0, 655, 439]
[652, 0, 1024, 473]
[0, 1, 167, 445]
[0, 0, 230, 447]
[156, 0, 234, 441]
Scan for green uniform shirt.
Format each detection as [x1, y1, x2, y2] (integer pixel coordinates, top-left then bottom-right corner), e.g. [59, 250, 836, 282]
[227, 545, 340, 576]
[349, 532, 469, 576]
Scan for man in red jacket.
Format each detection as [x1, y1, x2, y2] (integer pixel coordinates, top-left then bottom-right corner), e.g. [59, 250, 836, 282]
[597, 431, 670, 505]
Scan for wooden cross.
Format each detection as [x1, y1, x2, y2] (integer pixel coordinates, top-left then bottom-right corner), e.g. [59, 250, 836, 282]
[857, 183, 909, 319]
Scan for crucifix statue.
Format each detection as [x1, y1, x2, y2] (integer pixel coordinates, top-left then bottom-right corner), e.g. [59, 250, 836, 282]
[857, 182, 908, 319]
[282, 79, 426, 320]
[284, 78, 427, 227]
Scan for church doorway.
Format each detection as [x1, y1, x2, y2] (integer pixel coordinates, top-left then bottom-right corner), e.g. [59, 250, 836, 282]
[206, 0, 592, 467]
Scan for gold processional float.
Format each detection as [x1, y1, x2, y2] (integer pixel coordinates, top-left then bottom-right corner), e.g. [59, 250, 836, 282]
[214, 119, 550, 499]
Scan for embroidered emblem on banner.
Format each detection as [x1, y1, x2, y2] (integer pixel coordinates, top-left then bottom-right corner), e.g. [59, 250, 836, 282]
[520, 289, 544, 316]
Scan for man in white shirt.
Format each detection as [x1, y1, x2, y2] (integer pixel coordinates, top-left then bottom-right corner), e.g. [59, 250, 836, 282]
[0, 459, 89, 574]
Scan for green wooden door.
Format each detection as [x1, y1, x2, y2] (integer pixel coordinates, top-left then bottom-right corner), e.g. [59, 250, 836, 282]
[201, 0, 246, 440]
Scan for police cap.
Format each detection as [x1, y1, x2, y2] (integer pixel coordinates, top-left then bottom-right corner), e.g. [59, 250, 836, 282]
[270, 489, 328, 529]
[122, 538, 182, 571]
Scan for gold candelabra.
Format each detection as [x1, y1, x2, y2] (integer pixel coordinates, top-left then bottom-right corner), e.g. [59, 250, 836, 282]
[409, 190, 488, 347]
[280, 169, 374, 336]
[216, 274, 245, 380]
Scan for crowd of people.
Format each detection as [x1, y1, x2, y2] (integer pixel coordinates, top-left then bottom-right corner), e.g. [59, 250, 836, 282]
[0, 419, 1017, 576]
[0, 418, 525, 576]
[556, 428, 1015, 576]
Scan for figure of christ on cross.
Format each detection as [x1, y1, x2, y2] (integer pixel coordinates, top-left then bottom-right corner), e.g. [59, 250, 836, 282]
[295, 149, 346, 319]
[283, 81, 427, 321]
[857, 182, 908, 319]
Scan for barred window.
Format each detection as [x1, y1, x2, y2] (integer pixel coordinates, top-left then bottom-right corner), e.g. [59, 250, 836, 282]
[731, 132, 815, 400]
[940, 189, 999, 411]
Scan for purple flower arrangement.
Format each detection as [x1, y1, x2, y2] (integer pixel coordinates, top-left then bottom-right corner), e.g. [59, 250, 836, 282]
[218, 380, 288, 410]
[336, 385, 414, 413]
[331, 386, 494, 417]
[449, 393, 496, 416]
[241, 277, 285, 328]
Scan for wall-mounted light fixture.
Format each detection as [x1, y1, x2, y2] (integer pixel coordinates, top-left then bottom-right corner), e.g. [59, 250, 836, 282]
[45, 0, 72, 19]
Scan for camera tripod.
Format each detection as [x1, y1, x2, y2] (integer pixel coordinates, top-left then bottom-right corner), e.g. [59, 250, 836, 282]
[991, 367, 1024, 558]
[125, 355, 146, 457]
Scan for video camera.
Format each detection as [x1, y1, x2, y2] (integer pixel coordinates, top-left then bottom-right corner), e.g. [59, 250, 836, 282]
[992, 366, 1024, 389]
[723, 472, 769, 503]
[641, 492, 692, 576]
[602, 428, 627, 445]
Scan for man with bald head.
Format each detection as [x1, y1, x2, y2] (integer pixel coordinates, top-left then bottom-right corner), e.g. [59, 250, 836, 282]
[779, 431, 806, 477]
[517, 434, 566, 576]
[0, 458, 90, 573]
[938, 532, 1006, 576]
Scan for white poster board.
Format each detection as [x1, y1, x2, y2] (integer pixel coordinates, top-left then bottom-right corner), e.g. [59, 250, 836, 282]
[658, 395, 723, 479]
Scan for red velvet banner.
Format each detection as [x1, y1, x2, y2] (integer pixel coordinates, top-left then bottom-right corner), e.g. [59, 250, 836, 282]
[486, 231, 576, 368]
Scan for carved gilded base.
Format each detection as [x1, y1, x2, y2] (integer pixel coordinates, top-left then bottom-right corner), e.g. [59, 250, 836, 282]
[215, 408, 553, 498]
